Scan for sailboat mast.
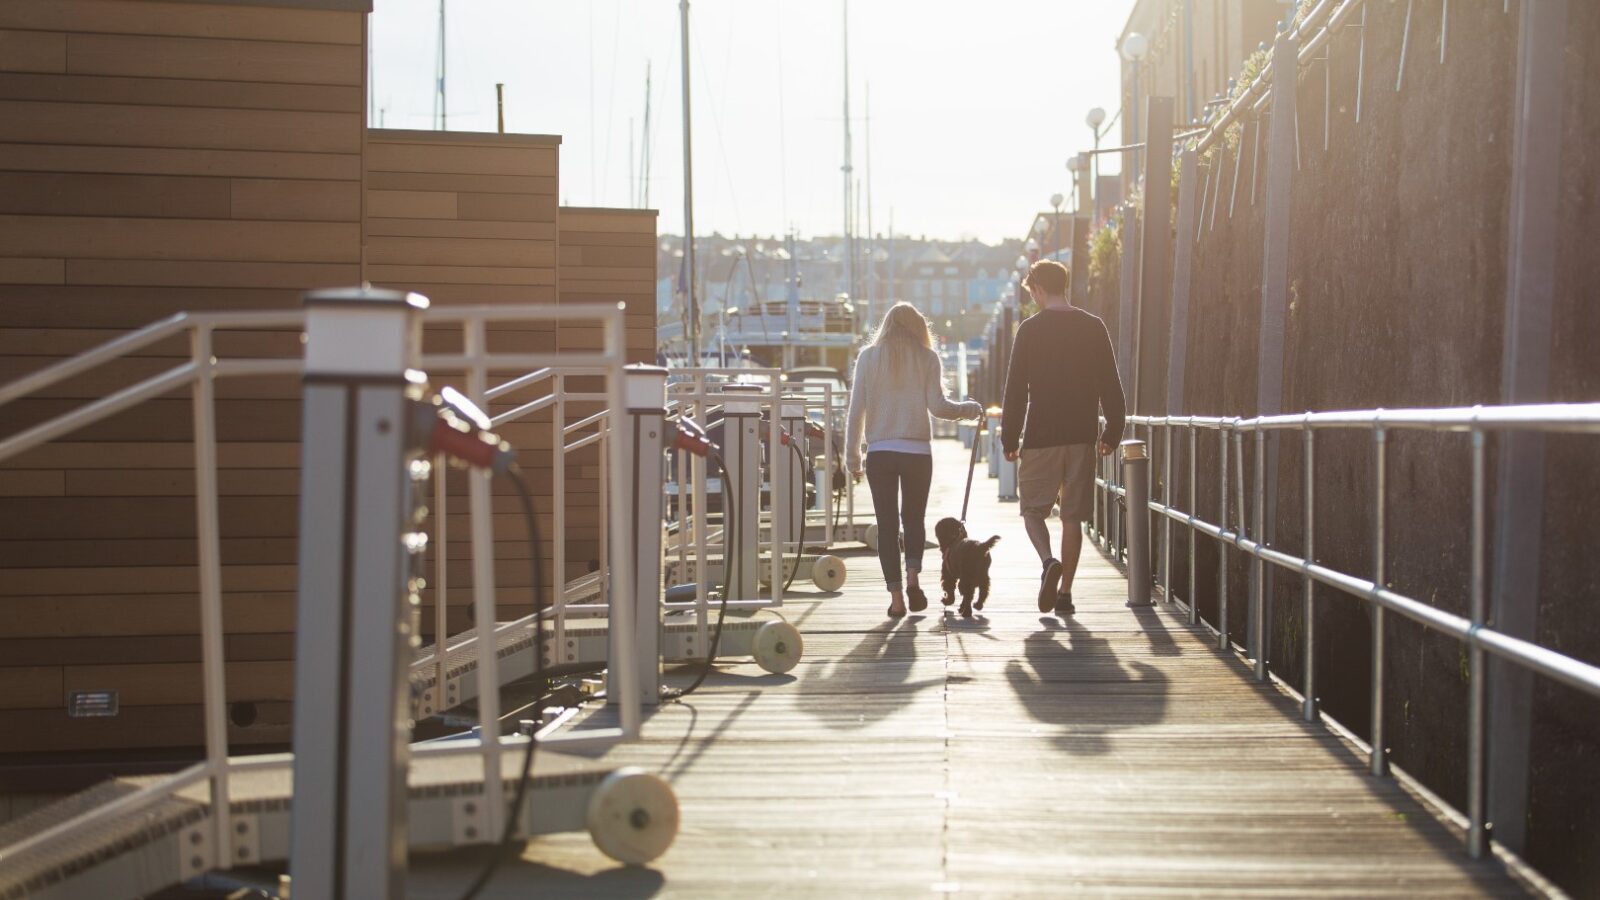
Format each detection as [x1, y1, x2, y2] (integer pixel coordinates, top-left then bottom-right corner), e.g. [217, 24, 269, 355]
[641, 63, 653, 209]
[679, 1, 700, 361]
[865, 83, 873, 326]
[435, 0, 446, 129]
[841, 0, 854, 302]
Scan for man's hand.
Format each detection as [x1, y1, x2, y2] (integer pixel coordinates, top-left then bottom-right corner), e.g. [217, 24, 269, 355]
[1004, 449, 1018, 462]
[1098, 440, 1115, 457]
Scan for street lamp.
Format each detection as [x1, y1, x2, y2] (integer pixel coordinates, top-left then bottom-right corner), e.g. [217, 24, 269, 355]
[1050, 192, 1064, 255]
[1119, 34, 1149, 198]
[1086, 106, 1106, 223]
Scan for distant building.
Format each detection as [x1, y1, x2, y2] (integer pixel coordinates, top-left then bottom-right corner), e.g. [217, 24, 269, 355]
[656, 233, 1019, 344]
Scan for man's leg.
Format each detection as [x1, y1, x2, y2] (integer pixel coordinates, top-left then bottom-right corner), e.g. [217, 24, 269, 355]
[1022, 507, 1053, 565]
[1055, 444, 1097, 614]
[1018, 448, 1056, 565]
[1019, 447, 1064, 612]
[1059, 523, 1084, 593]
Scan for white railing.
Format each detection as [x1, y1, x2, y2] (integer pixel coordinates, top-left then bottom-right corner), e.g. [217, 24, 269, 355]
[0, 301, 636, 876]
[1091, 403, 1600, 860]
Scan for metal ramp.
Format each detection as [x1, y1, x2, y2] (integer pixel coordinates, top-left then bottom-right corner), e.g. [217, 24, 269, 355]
[0, 749, 652, 900]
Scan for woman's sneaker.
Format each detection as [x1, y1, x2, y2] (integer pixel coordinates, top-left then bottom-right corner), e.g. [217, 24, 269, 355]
[1055, 592, 1075, 616]
[1038, 559, 1062, 612]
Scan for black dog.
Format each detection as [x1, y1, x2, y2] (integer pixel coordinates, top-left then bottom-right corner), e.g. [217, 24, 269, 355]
[934, 517, 1000, 618]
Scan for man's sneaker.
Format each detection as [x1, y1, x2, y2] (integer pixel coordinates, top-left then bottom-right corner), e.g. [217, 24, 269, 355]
[1038, 559, 1062, 613]
[1055, 592, 1075, 616]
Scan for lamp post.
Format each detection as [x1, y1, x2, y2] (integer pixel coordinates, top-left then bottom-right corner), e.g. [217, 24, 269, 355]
[1050, 192, 1064, 255]
[1119, 33, 1149, 199]
[1086, 106, 1106, 223]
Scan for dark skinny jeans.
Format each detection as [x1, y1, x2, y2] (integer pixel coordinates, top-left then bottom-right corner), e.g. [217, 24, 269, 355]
[865, 450, 931, 592]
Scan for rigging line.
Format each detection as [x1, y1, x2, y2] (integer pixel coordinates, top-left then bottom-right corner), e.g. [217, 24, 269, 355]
[588, 2, 596, 202]
[690, 21, 745, 236]
[775, 0, 790, 231]
[599, 0, 623, 206]
[647, 32, 678, 211]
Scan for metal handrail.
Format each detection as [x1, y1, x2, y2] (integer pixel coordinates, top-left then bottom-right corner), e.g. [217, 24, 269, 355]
[0, 301, 636, 879]
[1093, 402, 1600, 861]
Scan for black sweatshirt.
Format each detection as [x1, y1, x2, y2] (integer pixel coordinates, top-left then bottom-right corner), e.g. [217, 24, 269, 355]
[999, 305, 1126, 455]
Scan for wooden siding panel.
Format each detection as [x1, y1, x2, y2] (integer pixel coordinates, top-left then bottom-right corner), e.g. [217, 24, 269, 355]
[0, 215, 360, 263]
[366, 141, 557, 178]
[64, 259, 359, 289]
[0, 172, 232, 218]
[65, 32, 361, 85]
[0, 100, 360, 153]
[0, 71, 362, 113]
[0, 29, 66, 73]
[366, 189, 458, 219]
[366, 171, 555, 195]
[0, 1, 363, 45]
[230, 177, 361, 221]
[0, 143, 360, 180]
[0, 257, 64, 284]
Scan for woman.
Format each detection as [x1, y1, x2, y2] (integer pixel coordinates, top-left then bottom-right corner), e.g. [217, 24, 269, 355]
[846, 303, 984, 617]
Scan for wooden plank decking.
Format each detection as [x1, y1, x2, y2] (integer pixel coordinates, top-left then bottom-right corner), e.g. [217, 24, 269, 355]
[408, 439, 1527, 897]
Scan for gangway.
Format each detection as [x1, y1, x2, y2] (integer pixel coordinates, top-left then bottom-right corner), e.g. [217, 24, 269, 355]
[0, 296, 682, 898]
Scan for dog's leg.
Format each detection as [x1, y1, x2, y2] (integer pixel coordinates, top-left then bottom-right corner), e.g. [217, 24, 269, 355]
[941, 560, 958, 606]
[959, 582, 975, 618]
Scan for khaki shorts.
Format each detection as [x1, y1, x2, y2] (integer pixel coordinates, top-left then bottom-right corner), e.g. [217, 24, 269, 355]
[1019, 443, 1096, 522]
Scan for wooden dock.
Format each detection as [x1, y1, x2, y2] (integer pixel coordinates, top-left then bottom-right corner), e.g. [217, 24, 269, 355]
[407, 439, 1528, 897]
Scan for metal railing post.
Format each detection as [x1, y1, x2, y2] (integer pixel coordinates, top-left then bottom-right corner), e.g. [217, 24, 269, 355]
[613, 365, 667, 705]
[1187, 424, 1198, 624]
[552, 376, 566, 648]
[189, 325, 231, 864]
[433, 453, 448, 711]
[1161, 422, 1173, 601]
[1468, 425, 1488, 856]
[1302, 424, 1317, 721]
[1122, 439, 1153, 607]
[1253, 429, 1268, 681]
[1371, 425, 1389, 776]
[1218, 427, 1230, 649]
[722, 385, 762, 601]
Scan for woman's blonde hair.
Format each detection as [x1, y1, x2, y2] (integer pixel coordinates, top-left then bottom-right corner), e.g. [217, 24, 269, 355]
[866, 301, 934, 385]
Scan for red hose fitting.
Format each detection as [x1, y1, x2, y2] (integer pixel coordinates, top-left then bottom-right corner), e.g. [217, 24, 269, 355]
[672, 419, 717, 458]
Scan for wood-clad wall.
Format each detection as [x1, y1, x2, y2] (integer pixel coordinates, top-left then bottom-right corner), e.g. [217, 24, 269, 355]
[0, 7, 659, 759]
[363, 129, 563, 632]
[553, 208, 660, 579]
[0, 0, 367, 755]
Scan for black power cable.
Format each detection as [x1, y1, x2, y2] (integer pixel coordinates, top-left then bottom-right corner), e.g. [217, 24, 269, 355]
[456, 465, 544, 900]
[674, 451, 736, 699]
[782, 438, 807, 594]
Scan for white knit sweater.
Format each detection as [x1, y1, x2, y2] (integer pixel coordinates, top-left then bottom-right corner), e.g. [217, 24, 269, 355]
[845, 345, 983, 471]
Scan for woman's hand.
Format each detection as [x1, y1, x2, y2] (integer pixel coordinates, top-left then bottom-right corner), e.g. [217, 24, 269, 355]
[962, 400, 984, 421]
[850, 467, 864, 482]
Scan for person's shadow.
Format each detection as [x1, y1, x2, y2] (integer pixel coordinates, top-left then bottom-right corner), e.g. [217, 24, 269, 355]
[1003, 617, 1169, 755]
[798, 616, 941, 729]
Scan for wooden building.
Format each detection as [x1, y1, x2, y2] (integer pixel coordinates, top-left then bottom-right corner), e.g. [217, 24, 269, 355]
[0, 0, 656, 763]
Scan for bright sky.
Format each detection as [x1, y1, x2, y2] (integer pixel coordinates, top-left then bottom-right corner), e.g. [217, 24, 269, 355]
[370, 0, 1135, 243]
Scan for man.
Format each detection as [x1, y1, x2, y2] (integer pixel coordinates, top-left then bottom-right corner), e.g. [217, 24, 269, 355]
[1000, 259, 1126, 615]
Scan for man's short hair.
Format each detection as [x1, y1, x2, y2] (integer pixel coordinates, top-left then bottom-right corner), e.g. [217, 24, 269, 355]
[1024, 259, 1068, 296]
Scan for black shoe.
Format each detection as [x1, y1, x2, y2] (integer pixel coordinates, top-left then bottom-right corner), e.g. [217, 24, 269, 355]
[1055, 592, 1075, 616]
[907, 585, 928, 613]
[1038, 559, 1062, 613]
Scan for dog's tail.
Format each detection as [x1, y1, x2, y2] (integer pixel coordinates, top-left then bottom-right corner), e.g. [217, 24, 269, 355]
[979, 535, 1001, 551]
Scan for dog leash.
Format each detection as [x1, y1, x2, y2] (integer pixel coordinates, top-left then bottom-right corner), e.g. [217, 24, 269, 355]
[961, 411, 983, 523]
